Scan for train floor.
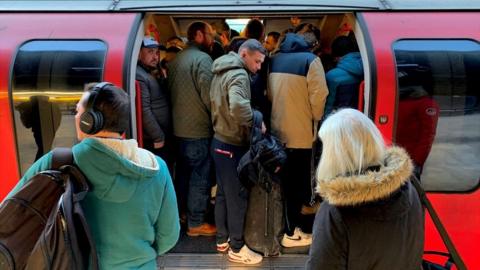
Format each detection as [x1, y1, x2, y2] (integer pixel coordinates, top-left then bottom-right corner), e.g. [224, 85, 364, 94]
[160, 227, 310, 269]
[156, 253, 308, 269]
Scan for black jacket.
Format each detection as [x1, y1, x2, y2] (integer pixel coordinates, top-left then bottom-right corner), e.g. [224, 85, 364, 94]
[250, 57, 271, 130]
[136, 64, 171, 142]
[237, 111, 286, 191]
[306, 147, 424, 270]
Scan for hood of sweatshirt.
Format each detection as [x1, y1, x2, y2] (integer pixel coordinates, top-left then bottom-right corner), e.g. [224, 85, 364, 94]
[279, 33, 310, 53]
[73, 138, 160, 203]
[212, 51, 246, 74]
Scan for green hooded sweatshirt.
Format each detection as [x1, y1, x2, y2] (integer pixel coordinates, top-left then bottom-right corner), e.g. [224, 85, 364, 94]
[210, 51, 253, 146]
[7, 138, 180, 270]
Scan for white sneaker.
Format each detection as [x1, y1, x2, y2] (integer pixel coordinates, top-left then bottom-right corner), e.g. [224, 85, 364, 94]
[281, 227, 312, 247]
[228, 245, 263, 265]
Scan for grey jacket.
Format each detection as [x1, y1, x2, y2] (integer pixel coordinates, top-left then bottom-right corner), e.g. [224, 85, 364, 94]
[167, 43, 213, 138]
[306, 147, 424, 270]
[136, 64, 171, 142]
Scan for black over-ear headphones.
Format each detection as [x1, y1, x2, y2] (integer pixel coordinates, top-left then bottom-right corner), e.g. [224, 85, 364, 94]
[79, 82, 113, 135]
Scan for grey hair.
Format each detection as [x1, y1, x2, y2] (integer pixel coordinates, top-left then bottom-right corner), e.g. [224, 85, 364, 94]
[316, 108, 386, 181]
[238, 38, 267, 55]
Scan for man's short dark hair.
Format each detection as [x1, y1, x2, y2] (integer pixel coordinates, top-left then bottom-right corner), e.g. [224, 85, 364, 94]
[228, 37, 247, 53]
[166, 36, 183, 44]
[238, 39, 267, 55]
[331, 36, 358, 57]
[230, 29, 240, 39]
[187, 21, 209, 42]
[244, 19, 265, 41]
[267, 31, 281, 43]
[83, 83, 130, 134]
[166, 46, 182, 53]
[211, 20, 231, 39]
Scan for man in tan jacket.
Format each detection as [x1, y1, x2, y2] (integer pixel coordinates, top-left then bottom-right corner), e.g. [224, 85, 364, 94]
[210, 39, 266, 265]
[268, 33, 328, 247]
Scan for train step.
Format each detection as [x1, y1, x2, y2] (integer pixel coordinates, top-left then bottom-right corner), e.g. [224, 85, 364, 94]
[157, 253, 308, 269]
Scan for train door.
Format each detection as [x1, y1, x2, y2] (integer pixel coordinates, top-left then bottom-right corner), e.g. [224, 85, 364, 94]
[133, 12, 371, 256]
[0, 13, 141, 199]
[360, 12, 480, 269]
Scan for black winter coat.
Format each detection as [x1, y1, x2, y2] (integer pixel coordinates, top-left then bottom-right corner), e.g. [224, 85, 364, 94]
[306, 147, 424, 270]
[136, 64, 171, 142]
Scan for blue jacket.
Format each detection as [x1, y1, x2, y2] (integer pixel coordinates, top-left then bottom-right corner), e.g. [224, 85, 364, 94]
[7, 138, 180, 270]
[325, 52, 363, 115]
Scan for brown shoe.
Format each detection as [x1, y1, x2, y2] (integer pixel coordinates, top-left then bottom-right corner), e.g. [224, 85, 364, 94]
[187, 223, 217, 236]
[301, 202, 321, 215]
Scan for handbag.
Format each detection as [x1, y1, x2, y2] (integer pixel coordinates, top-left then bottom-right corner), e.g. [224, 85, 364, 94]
[411, 176, 467, 270]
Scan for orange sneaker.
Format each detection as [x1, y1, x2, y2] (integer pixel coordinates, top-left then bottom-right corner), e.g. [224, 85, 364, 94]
[187, 223, 217, 236]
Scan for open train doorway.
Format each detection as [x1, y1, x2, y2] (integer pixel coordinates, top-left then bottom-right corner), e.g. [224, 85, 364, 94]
[131, 12, 368, 255]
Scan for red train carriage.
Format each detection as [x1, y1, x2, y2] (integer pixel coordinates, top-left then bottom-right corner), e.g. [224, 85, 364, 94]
[0, 1, 479, 268]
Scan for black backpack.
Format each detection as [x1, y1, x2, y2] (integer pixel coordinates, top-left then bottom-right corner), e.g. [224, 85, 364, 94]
[0, 148, 98, 270]
[239, 111, 286, 256]
[238, 111, 287, 192]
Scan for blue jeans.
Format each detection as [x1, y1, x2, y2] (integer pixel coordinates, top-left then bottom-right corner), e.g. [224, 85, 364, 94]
[211, 138, 249, 252]
[175, 137, 213, 227]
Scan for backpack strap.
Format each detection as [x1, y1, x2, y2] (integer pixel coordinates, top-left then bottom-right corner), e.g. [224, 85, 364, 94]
[250, 110, 264, 144]
[51, 147, 74, 169]
[54, 150, 98, 269]
[61, 166, 99, 270]
[411, 176, 467, 270]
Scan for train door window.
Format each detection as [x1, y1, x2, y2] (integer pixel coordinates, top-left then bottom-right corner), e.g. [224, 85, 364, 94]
[12, 40, 106, 174]
[393, 40, 480, 192]
[225, 18, 251, 33]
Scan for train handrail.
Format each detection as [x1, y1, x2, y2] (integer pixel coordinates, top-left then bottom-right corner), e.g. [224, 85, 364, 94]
[135, 80, 144, 148]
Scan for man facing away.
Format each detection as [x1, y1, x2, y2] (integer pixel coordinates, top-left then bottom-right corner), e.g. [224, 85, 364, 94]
[6, 82, 180, 269]
[268, 33, 329, 248]
[325, 35, 364, 115]
[210, 39, 266, 265]
[136, 36, 174, 172]
[167, 21, 216, 236]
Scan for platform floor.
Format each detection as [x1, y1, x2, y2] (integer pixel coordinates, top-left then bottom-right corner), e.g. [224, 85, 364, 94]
[157, 253, 308, 269]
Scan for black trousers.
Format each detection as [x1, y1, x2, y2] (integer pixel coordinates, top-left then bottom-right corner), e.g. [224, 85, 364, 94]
[211, 138, 249, 252]
[143, 136, 176, 177]
[281, 148, 313, 236]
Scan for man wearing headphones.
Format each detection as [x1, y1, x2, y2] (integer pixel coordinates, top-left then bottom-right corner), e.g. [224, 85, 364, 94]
[6, 82, 180, 269]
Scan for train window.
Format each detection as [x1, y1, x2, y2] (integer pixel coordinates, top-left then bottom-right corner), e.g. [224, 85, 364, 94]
[393, 39, 480, 192]
[225, 18, 254, 33]
[12, 40, 106, 174]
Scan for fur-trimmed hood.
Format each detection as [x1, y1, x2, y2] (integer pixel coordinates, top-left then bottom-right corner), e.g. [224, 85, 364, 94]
[317, 147, 413, 206]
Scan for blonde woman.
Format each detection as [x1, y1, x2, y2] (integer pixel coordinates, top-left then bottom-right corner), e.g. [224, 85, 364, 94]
[306, 108, 424, 270]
